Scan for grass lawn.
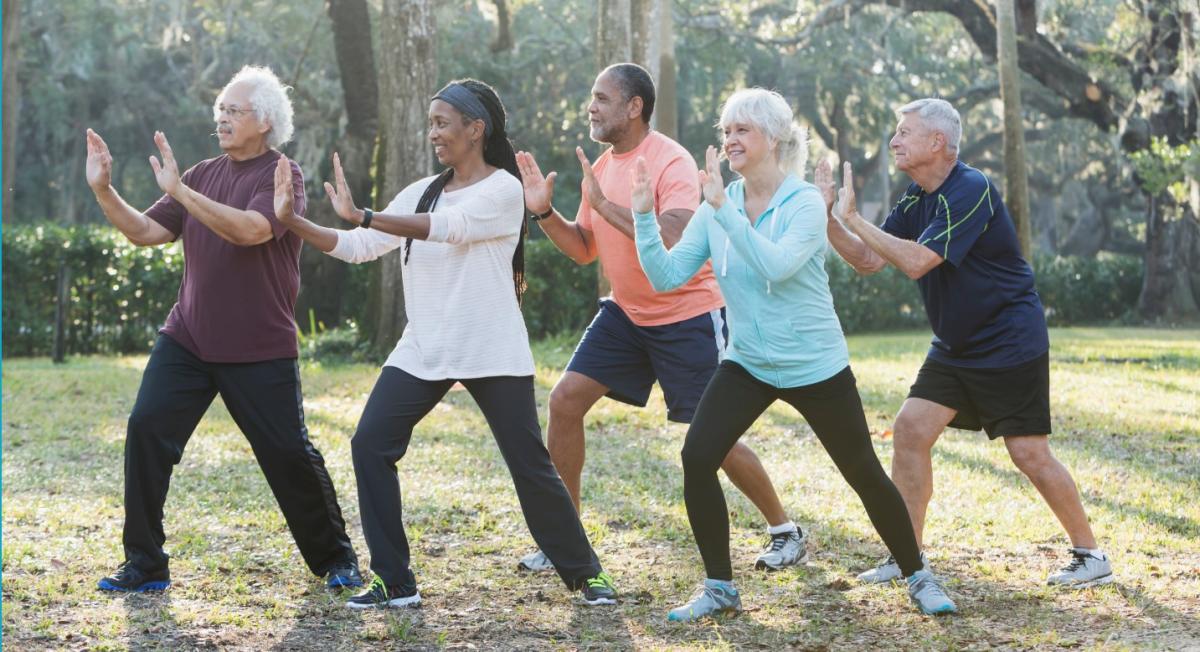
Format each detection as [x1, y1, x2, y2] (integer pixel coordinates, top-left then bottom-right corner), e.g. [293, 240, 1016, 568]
[2, 327, 1198, 650]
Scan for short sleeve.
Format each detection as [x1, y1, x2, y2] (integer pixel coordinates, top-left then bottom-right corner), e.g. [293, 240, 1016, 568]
[917, 171, 995, 267]
[246, 159, 305, 240]
[145, 165, 198, 238]
[654, 154, 700, 214]
[880, 185, 922, 240]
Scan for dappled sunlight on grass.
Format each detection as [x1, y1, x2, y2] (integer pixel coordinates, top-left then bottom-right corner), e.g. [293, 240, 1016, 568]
[3, 327, 1197, 649]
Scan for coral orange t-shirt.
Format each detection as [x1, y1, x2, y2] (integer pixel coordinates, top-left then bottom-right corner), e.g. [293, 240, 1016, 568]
[577, 131, 723, 326]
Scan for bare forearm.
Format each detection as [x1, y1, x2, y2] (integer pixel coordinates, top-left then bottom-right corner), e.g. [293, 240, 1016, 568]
[595, 199, 636, 241]
[175, 185, 272, 245]
[536, 209, 595, 263]
[843, 211, 940, 279]
[359, 210, 432, 240]
[827, 217, 886, 274]
[92, 186, 164, 246]
[281, 214, 339, 252]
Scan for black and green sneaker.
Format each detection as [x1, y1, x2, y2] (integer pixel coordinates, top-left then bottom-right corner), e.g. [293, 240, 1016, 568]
[345, 576, 422, 609]
[580, 571, 617, 606]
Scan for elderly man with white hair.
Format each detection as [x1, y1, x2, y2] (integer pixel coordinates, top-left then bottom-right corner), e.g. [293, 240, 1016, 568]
[820, 98, 1113, 589]
[85, 65, 362, 593]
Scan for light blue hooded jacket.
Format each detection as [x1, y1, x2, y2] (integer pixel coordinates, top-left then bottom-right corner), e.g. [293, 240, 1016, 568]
[633, 173, 849, 388]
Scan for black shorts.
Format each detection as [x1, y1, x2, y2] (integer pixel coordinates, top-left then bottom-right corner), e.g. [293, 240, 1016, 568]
[907, 352, 1051, 439]
[565, 299, 727, 423]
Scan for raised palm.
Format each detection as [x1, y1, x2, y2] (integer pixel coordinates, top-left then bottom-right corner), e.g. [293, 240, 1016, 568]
[274, 155, 296, 223]
[322, 152, 360, 224]
[814, 158, 836, 216]
[630, 156, 653, 214]
[698, 146, 726, 209]
[515, 151, 555, 215]
[85, 129, 113, 190]
[833, 161, 857, 222]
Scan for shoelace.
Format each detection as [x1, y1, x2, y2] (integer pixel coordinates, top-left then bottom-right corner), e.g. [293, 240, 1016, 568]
[1062, 550, 1091, 572]
[367, 576, 388, 597]
[911, 574, 949, 598]
[768, 533, 789, 552]
[586, 573, 612, 589]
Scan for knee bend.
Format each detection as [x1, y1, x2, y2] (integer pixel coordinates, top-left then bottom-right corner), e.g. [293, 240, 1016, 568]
[1008, 442, 1053, 475]
[350, 427, 403, 464]
[680, 442, 722, 476]
[893, 417, 937, 452]
[548, 383, 587, 422]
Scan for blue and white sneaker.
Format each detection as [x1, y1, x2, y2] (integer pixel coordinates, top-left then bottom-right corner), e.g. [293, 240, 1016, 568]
[667, 579, 742, 621]
[97, 561, 171, 593]
[325, 561, 364, 588]
[857, 551, 928, 584]
[906, 569, 956, 615]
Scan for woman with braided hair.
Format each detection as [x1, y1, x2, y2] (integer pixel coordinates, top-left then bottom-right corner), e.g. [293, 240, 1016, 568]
[273, 79, 617, 609]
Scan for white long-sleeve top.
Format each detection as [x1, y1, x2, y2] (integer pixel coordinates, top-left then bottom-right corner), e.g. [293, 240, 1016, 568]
[328, 169, 535, 380]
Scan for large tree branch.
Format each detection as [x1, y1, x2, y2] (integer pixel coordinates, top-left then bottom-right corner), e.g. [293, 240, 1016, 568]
[844, 0, 1126, 133]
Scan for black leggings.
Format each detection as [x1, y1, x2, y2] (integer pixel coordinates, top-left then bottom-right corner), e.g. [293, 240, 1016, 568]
[352, 367, 602, 591]
[681, 361, 922, 581]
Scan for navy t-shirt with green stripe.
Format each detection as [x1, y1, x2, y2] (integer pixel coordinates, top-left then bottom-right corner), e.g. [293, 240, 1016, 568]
[881, 160, 1048, 368]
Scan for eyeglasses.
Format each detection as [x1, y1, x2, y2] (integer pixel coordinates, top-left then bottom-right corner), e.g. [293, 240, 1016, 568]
[217, 104, 254, 120]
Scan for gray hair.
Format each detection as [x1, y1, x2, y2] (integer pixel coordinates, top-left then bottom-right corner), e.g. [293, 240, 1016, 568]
[213, 65, 295, 148]
[717, 88, 808, 176]
[897, 98, 961, 151]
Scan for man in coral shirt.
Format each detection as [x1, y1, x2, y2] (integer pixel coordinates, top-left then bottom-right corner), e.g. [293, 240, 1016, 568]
[515, 63, 804, 573]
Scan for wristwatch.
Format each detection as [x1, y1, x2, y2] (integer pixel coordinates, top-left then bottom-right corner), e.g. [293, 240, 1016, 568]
[360, 208, 373, 229]
[531, 206, 554, 221]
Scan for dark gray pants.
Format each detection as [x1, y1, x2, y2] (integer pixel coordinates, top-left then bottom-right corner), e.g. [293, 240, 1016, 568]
[123, 335, 357, 575]
[353, 366, 601, 591]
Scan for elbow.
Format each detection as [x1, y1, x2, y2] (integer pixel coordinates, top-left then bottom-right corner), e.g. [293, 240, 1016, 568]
[234, 225, 274, 246]
[857, 259, 887, 276]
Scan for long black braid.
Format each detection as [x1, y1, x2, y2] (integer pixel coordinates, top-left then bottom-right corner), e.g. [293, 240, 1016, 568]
[405, 79, 527, 304]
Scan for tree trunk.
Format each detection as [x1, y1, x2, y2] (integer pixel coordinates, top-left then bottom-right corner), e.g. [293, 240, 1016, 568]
[593, 0, 648, 298]
[369, 0, 435, 354]
[2, 0, 19, 223]
[648, 0, 677, 139]
[295, 0, 381, 331]
[995, 0, 1033, 261]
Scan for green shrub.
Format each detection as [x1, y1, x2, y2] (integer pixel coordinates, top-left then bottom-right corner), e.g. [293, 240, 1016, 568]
[3, 224, 184, 356]
[0, 224, 1146, 357]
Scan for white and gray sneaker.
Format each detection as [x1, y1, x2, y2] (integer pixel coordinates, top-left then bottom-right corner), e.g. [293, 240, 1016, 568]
[857, 551, 929, 584]
[517, 549, 555, 573]
[1047, 548, 1114, 588]
[754, 528, 808, 570]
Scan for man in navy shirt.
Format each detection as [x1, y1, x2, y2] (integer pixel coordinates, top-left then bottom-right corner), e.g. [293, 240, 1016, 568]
[819, 98, 1112, 588]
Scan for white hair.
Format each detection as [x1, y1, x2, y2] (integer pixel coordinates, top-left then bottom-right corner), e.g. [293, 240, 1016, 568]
[717, 88, 808, 176]
[897, 98, 962, 151]
[213, 65, 295, 148]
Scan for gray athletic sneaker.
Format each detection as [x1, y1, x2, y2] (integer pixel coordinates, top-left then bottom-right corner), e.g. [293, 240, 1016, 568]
[517, 549, 555, 573]
[754, 528, 808, 570]
[667, 579, 742, 621]
[906, 569, 957, 615]
[1047, 548, 1114, 588]
[857, 551, 928, 584]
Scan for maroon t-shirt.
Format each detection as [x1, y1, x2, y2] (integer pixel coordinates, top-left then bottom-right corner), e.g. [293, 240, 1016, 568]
[145, 149, 305, 363]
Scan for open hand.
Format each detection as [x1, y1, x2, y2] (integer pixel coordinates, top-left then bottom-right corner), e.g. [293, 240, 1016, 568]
[629, 156, 653, 214]
[814, 158, 836, 218]
[323, 152, 361, 225]
[697, 146, 726, 209]
[274, 155, 298, 225]
[576, 147, 606, 209]
[516, 151, 555, 215]
[148, 131, 183, 197]
[832, 161, 857, 224]
[85, 129, 113, 191]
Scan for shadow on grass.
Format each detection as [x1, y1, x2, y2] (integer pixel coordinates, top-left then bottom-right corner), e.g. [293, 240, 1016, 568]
[932, 445, 1200, 538]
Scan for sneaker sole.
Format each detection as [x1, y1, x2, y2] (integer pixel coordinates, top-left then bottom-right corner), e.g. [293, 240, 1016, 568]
[345, 593, 422, 609]
[667, 606, 740, 622]
[755, 551, 809, 571]
[1050, 573, 1115, 590]
[98, 579, 170, 593]
[915, 601, 957, 616]
[581, 595, 618, 606]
